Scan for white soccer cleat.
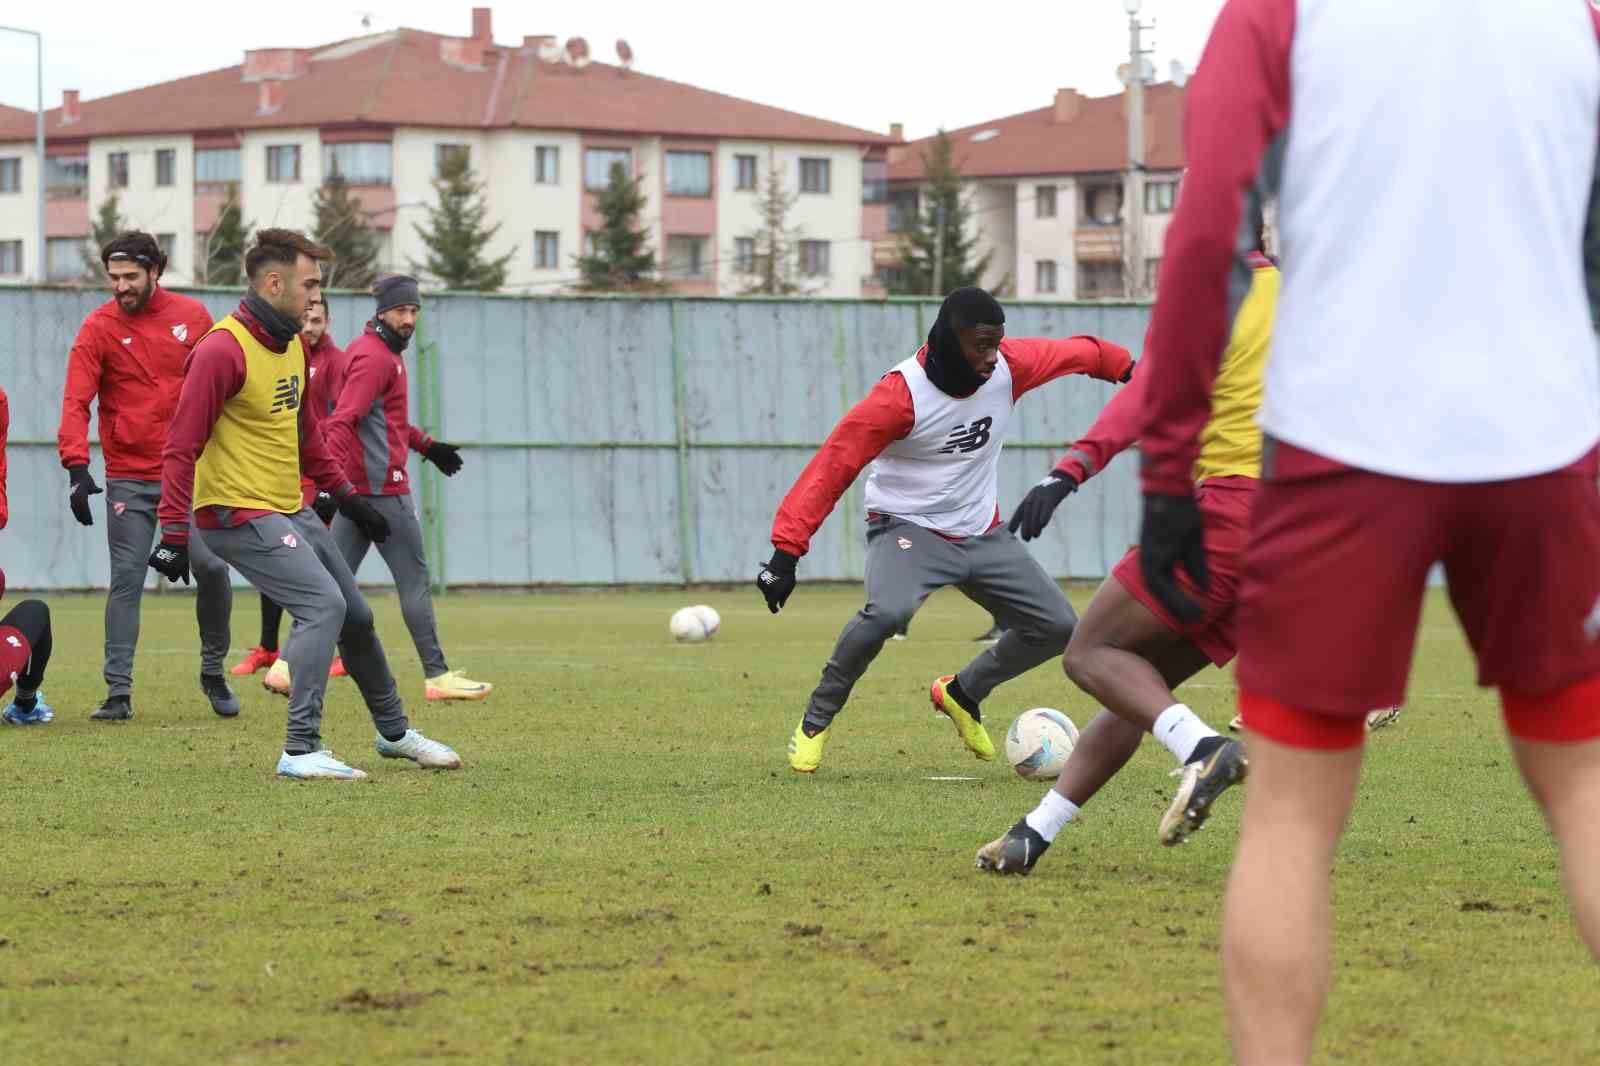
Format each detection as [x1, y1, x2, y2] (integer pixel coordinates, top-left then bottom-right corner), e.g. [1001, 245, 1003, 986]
[374, 729, 462, 770]
[276, 749, 369, 780]
[1366, 706, 1402, 731]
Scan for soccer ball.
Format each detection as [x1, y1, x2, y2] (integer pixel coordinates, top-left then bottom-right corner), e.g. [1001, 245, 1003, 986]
[670, 604, 720, 643]
[1004, 708, 1079, 780]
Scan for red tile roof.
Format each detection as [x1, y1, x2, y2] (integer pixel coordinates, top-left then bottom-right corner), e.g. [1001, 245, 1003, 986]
[0, 29, 891, 146]
[888, 84, 1185, 181]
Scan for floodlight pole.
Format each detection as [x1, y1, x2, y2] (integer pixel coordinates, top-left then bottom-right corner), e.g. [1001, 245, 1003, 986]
[1123, 4, 1153, 299]
[0, 25, 44, 281]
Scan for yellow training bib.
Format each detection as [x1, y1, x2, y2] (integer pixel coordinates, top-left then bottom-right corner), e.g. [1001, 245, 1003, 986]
[193, 315, 304, 514]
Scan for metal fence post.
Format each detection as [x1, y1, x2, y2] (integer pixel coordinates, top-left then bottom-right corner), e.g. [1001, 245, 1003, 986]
[669, 302, 694, 586]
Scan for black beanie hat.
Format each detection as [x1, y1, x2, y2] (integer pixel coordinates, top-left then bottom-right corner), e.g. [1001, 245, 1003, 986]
[373, 273, 421, 314]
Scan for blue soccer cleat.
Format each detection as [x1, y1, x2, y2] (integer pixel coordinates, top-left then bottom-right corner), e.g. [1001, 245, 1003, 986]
[2, 693, 54, 726]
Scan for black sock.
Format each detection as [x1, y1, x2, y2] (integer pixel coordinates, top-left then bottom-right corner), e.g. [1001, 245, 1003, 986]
[285, 745, 315, 756]
[946, 676, 981, 721]
[260, 595, 283, 652]
[800, 713, 832, 738]
[380, 727, 409, 743]
[12, 692, 36, 710]
[1188, 735, 1228, 765]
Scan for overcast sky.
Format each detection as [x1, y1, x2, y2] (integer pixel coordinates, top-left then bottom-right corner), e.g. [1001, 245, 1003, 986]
[0, 1, 1226, 140]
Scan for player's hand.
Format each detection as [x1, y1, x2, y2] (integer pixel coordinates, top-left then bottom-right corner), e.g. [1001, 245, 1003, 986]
[311, 491, 338, 524]
[148, 540, 191, 585]
[756, 550, 798, 614]
[67, 465, 103, 526]
[1139, 492, 1210, 625]
[338, 493, 391, 544]
[1008, 471, 1079, 541]
[423, 441, 463, 477]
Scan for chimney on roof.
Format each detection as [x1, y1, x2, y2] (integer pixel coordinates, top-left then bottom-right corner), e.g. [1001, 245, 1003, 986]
[61, 89, 80, 126]
[889, 122, 904, 141]
[1053, 88, 1082, 124]
[472, 7, 493, 44]
[258, 81, 283, 116]
[243, 48, 309, 82]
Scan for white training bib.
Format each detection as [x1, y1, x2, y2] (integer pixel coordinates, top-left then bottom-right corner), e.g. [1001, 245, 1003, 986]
[864, 354, 1014, 536]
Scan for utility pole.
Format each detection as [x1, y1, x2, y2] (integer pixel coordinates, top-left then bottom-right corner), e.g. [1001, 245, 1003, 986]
[0, 25, 45, 281]
[1122, 0, 1153, 299]
[931, 199, 946, 297]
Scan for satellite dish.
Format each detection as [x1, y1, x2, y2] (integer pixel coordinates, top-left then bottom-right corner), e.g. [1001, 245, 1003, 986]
[566, 36, 591, 68]
[537, 39, 564, 64]
[1170, 59, 1189, 88]
[616, 38, 634, 71]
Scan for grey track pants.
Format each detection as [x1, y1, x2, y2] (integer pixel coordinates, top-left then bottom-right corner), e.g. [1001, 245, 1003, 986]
[104, 478, 231, 696]
[331, 494, 448, 678]
[196, 509, 408, 754]
[802, 516, 1078, 730]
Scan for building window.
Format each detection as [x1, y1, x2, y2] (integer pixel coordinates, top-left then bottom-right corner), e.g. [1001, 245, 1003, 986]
[1077, 260, 1125, 299]
[108, 152, 129, 190]
[666, 151, 712, 197]
[46, 237, 82, 280]
[155, 149, 175, 187]
[583, 231, 597, 258]
[45, 154, 88, 196]
[1145, 257, 1162, 293]
[734, 154, 757, 191]
[156, 233, 177, 274]
[585, 147, 631, 191]
[535, 145, 560, 184]
[435, 144, 471, 176]
[1036, 259, 1058, 294]
[1145, 179, 1177, 214]
[666, 236, 709, 279]
[0, 157, 18, 194]
[1035, 184, 1057, 219]
[734, 236, 756, 272]
[799, 157, 831, 194]
[534, 230, 560, 269]
[799, 239, 831, 276]
[325, 142, 392, 185]
[0, 240, 21, 275]
[889, 189, 919, 233]
[194, 148, 241, 185]
[1082, 181, 1122, 225]
[862, 160, 887, 204]
[266, 145, 301, 183]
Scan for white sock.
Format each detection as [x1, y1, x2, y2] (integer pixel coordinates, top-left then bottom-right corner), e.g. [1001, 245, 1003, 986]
[1153, 703, 1219, 764]
[1023, 790, 1080, 843]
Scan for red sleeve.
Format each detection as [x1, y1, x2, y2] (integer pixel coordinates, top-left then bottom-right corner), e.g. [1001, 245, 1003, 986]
[1006, 336, 1133, 399]
[771, 372, 915, 558]
[56, 318, 105, 471]
[0, 387, 10, 530]
[299, 409, 356, 497]
[324, 348, 385, 473]
[1138, 0, 1293, 495]
[407, 424, 433, 453]
[157, 332, 247, 540]
[1054, 363, 1149, 485]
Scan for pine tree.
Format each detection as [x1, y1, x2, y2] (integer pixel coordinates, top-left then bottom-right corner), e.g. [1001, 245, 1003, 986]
[80, 193, 125, 281]
[411, 149, 513, 291]
[313, 171, 382, 290]
[888, 131, 991, 296]
[736, 151, 809, 296]
[197, 189, 249, 285]
[576, 163, 662, 293]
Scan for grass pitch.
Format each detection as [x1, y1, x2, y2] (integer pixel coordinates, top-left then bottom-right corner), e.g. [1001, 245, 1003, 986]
[0, 584, 1593, 1064]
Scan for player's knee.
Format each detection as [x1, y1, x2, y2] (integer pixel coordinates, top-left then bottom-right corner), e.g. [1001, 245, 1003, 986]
[4, 599, 49, 635]
[305, 587, 347, 630]
[863, 601, 915, 639]
[189, 550, 228, 583]
[1062, 633, 1102, 692]
[340, 593, 374, 632]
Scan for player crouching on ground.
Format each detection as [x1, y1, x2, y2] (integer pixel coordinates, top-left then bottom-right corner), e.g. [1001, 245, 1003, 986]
[0, 384, 54, 727]
[151, 229, 461, 780]
[757, 287, 1133, 772]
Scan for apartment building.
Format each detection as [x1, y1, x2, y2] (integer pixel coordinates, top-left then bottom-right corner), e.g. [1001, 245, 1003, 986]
[0, 9, 892, 296]
[884, 83, 1186, 301]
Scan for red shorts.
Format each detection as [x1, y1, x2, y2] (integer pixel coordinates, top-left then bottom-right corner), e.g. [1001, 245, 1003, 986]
[1113, 475, 1256, 666]
[1237, 441, 1600, 746]
[0, 624, 31, 699]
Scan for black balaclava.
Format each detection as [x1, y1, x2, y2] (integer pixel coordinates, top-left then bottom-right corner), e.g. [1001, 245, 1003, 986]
[373, 317, 410, 354]
[924, 286, 1005, 397]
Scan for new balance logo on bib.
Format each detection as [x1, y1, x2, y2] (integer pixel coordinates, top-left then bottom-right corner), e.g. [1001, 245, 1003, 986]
[940, 417, 993, 454]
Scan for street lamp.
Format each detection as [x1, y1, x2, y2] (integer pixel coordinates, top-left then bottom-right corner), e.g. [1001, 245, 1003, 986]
[1123, 0, 1141, 14]
[0, 25, 44, 282]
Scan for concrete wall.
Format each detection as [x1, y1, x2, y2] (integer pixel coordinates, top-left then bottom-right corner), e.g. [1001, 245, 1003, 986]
[0, 287, 1150, 589]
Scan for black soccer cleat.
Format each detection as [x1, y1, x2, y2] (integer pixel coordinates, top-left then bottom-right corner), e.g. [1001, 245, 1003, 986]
[90, 695, 133, 722]
[975, 819, 1050, 876]
[1159, 737, 1249, 845]
[200, 673, 241, 718]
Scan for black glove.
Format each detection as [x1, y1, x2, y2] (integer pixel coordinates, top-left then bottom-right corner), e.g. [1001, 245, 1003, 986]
[311, 491, 338, 524]
[756, 550, 798, 614]
[1120, 358, 1137, 384]
[338, 493, 391, 544]
[1007, 471, 1079, 541]
[423, 441, 463, 476]
[148, 540, 191, 585]
[68, 465, 103, 526]
[1138, 492, 1211, 625]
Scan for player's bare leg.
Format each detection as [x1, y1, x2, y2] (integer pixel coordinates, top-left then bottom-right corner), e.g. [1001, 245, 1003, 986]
[1508, 731, 1600, 958]
[1222, 730, 1362, 1066]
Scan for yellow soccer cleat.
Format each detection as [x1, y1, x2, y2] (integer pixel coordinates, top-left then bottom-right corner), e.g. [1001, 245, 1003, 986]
[930, 675, 996, 761]
[425, 669, 493, 702]
[787, 722, 829, 773]
[263, 658, 291, 697]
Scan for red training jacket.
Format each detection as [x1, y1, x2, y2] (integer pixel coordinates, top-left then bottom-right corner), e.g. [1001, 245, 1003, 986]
[771, 336, 1133, 557]
[57, 286, 214, 481]
[298, 332, 342, 506]
[321, 323, 434, 497]
[0, 385, 9, 530]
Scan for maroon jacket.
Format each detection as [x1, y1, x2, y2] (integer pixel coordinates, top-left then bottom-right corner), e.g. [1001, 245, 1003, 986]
[157, 301, 354, 543]
[322, 323, 433, 496]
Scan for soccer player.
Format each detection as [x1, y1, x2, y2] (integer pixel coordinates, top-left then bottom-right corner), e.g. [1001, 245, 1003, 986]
[1136, 3, 1600, 1062]
[320, 275, 489, 702]
[57, 232, 237, 721]
[756, 287, 1133, 771]
[0, 383, 54, 727]
[152, 229, 461, 780]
